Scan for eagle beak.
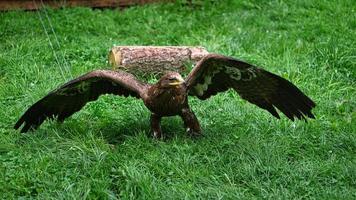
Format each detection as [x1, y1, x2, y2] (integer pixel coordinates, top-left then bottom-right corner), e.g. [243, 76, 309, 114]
[169, 77, 185, 86]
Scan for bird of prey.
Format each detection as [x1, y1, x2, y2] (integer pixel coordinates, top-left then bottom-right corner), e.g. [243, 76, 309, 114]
[14, 54, 316, 138]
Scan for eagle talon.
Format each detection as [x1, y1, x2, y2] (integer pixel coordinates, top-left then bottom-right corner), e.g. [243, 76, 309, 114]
[188, 132, 203, 139]
[186, 128, 203, 138]
[152, 131, 164, 140]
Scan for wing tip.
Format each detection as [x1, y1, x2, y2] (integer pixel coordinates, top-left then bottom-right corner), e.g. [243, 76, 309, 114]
[14, 113, 26, 131]
[272, 73, 317, 122]
[14, 105, 44, 133]
[14, 116, 30, 133]
[14, 120, 23, 130]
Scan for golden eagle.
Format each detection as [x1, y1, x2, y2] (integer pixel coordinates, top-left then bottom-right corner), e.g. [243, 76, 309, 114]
[14, 54, 316, 138]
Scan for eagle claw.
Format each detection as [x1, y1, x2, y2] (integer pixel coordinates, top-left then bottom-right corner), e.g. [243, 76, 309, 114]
[152, 131, 164, 140]
[186, 128, 203, 138]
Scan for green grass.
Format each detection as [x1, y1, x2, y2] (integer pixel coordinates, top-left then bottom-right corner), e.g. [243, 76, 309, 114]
[0, 0, 355, 199]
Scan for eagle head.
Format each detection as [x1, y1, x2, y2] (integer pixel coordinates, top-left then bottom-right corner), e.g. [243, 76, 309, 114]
[158, 72, 185, 88]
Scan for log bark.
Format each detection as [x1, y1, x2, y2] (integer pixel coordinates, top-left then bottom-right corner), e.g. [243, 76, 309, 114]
[0, 0, 168, 11]
[109, 46, 209, 72]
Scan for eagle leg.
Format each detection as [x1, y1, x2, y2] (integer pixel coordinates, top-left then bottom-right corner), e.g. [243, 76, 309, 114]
[150, 113, 163, 139]
[180, 108, 202, 137]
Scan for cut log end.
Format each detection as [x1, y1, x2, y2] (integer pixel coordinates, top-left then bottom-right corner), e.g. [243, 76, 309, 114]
[109, 48, 122, 67]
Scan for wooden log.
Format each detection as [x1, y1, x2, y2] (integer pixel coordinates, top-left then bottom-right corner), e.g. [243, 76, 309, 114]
[0, 0, 168, 11]
[109, 46, 209, 72]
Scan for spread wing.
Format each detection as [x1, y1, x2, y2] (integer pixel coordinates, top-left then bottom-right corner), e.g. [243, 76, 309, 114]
[185, 54, 316, 120]
[14, 70, 148, 133]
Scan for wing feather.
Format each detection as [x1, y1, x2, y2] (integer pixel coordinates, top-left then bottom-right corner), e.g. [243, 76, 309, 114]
[14, 70, 148, 133]
[185, 54, 316, 120]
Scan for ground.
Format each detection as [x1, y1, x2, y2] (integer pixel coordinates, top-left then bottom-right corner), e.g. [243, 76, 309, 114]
[0, 0, 355, 199]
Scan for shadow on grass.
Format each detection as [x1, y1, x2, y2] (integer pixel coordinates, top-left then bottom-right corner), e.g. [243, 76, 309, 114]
[12, 107, 247, 149]
[97, 118, 150, 145]
[98, 115, 188, 144]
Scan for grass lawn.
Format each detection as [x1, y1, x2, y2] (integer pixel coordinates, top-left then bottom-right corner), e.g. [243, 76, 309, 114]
[0, 0, 355, 199]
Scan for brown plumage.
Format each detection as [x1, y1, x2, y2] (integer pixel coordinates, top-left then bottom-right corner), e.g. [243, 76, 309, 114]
[14, 54, 316, 138]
